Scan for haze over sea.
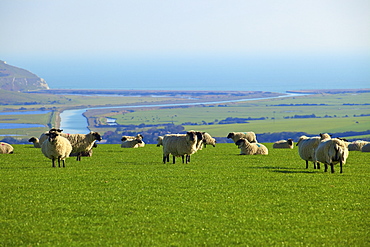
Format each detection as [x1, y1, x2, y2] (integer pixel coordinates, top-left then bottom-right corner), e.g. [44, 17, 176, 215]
[8, 53, 370, 93]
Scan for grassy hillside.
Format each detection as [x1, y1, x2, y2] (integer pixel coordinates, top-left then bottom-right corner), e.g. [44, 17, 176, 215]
[1, 144, 369, 246]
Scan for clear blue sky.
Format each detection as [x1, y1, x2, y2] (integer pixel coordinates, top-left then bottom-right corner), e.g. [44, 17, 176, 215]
[1, 0, 369, 91]
[1, 0, 369, 57]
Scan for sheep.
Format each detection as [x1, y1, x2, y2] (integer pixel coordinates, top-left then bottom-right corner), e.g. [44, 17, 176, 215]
[156, 136, 163, 147]
[296, 133, 331, 169]
[348, 140, 369, 151]
[69, 142, 97, 160]
[315, 138, 349, 173]
[0, 142, 14, 154]
[235, 138, 268, 155]
[59, 131, 102, 161]
[121, 137, 143, 148]
[39, 128, 64, 146]
[162, 131, 199, 164]
[41, 131, 72, 167]
[361, 143, 370, 152]
[202, 132, 216, 148]
[227, 132, 257, 143]
[28, 137, 41, 148]
[273, 139, 294, 149]
[121, 134, 145, 147]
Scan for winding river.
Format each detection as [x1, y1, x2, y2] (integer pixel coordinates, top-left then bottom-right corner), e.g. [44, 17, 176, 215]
[60, 94, 302, 134]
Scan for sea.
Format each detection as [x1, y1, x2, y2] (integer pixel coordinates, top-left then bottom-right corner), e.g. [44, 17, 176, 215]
[4, 53, 370, 93]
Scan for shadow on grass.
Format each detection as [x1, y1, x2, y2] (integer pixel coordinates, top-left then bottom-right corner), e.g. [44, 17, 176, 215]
[252, 166, 319, 174]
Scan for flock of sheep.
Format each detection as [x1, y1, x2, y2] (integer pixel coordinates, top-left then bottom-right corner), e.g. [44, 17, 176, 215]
[0, 129, 369, 173]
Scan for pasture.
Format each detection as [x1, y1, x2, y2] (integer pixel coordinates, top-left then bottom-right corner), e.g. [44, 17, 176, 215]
[1, 144, 369, 246]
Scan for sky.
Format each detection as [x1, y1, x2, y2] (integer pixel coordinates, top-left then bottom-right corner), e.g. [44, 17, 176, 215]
[0, 0, 369, 91]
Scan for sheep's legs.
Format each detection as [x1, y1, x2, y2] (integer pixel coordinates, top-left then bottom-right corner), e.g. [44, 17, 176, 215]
[330, 163, 335, 173]
[340, 161, 343, 173]
[52, 159, 56, 168]
[173, 155, 176, 164]
[324, 164, 328, 172]
[57, 158, 61, 167]
[62, 160, 65, 168]
[305, 160, 309, 169]
[317, 162, 320, 169]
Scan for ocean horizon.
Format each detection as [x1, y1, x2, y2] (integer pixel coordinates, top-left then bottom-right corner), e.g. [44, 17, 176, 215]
[4, 53, 370, 93]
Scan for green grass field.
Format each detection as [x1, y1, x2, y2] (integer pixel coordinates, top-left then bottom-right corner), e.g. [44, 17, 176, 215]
[1, 144, 369, 246]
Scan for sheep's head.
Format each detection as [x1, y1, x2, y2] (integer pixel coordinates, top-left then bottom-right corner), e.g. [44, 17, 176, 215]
[136, 134, 144, 139]
[227, 132, 234, 139]
[121, 137, 127, 141]
[49, 128, 63, 133]
[235, 139, 245, 147]
[186, 131, 197, 142]
[92, 132, 102, 141]
[28, 137, 38, 143]
[46, 131, 60, 142]
[287, 139, 294, 146]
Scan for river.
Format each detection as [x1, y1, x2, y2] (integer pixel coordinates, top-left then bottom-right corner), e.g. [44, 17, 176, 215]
[59, 94, 301, 134]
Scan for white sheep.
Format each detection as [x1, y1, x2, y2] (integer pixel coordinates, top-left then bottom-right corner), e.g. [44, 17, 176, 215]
[0, 142, 14, 154]
[69, 142, 97, 160]
[227, 132, 257, 143]
[121, 137, 143, 148]
[296, 133, 331, 169]
[361, 143, 370, 152]
[315, 138, 349, 173]
[60, 131, 102, 161]
[28, 137, 41, 148]
[235, 138, 268, 155]
[41, 131, 72, 167]
[121, 134, 145, 147]
[348, 140, 369, 151]
[202, 132, 216, 148]
[273, 139, 294, 149]
[162, 131, 199, 164]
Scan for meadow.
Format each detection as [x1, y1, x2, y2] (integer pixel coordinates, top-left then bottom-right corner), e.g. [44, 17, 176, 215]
[1, 143, 369, 246]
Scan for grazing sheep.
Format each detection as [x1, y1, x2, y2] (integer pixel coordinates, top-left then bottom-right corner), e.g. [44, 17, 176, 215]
[227, 132, 257, 143]
[296, 133, 330, 169]
[60, 131, 102, 161]
[0, 142, 14, 154]
[315, 138, 349, 173]
[361, 143, 370, 152]
[121, 137, 143, 148]
[69, 142, 97, 160]
[41, 131, 72, 167]
[162, 131, 199, 164]
[28, 137, 41, 148]
[273, 139, 294, 149]
[202, 132, 216, 148]
[156, 136, 163, 147]
[235, 138, 268, 155]
[348, 140, 369, 151]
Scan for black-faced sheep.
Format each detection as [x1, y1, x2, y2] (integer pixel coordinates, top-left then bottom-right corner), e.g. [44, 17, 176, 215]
[156, 136, 163, 147]
[235, 138, 268, 155]
[28, 137, 41, 148]
[60, 131, 102, 161]
[273, 139, 294, 149]
[38, 128, 64, 146]
[227, 132, 257, 143]
[41, 131, 72, 167]
[162, 131, 199, 164]
[315, 138, 349, 173]
[0, 142, 14, 154]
